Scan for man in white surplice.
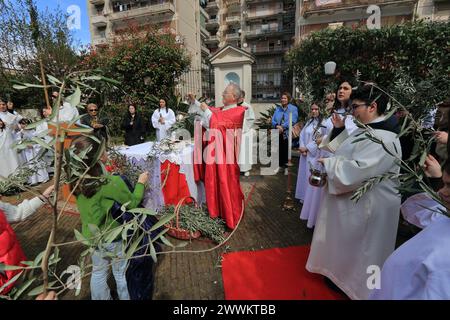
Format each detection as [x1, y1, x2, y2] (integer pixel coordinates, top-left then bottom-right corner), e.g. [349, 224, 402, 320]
[237, 90, 255, 176]
[151, 98, 176, 141]
[306, 84, 402, 300]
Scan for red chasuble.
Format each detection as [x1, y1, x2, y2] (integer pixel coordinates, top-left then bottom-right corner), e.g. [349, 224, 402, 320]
[203, 106, 246, 229]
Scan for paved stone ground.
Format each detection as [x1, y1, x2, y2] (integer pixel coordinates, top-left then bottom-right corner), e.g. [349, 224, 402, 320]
[6, 161, 413, 300]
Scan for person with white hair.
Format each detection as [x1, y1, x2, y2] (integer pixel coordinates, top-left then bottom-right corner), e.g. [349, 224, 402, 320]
[195, 83, 248, 230]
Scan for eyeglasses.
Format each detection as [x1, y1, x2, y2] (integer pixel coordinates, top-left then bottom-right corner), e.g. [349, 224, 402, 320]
[351, 103, 367, 110]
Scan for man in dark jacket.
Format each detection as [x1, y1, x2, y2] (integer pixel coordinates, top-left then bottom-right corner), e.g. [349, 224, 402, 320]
[80, 103, 109, 142]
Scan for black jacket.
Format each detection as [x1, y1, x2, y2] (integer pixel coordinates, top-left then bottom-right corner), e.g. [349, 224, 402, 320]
[121, 113, 146, 146]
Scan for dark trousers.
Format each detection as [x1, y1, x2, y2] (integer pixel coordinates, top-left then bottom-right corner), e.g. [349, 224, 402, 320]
[279, 133, 289, 168]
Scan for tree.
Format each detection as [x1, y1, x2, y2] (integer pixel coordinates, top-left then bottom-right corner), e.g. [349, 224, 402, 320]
[287, 21, 450, 116]
[0, 0, 80, 108]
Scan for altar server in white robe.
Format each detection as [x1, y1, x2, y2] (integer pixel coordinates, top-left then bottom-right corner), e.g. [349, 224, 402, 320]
[16, 119, 49, 185]
[295, 103, 327, 202]
[306, 85, 402, 300]
[0, 119, 20, 181]
[237, 90, 255, 176]
[0, 99, 21, 131]
[296, 103, 331, 227]
[35, 107, 54, 175]
[323, 81, 358, 136]
[370, 156, 450, 300]
[151, 98, 176, 141]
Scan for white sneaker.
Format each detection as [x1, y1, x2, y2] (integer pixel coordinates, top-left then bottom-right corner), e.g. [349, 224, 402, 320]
[244, 171, 250, 177]
[274, 167, 280, 174]
[284, 168, 289, 175]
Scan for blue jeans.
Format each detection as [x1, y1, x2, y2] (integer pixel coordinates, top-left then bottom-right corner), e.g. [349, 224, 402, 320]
[90, 241, 130, 300]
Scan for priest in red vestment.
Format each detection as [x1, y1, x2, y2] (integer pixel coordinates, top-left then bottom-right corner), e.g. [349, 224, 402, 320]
[196, 83, 248, 229]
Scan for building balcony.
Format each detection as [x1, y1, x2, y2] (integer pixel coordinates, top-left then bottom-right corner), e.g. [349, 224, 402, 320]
[205, 35, 220, 45]
[110, 1, 175, 22]
[250, 46, 290, 55]
[302, 0, 417, 17]
[90, 0, 105, 4]
[205, 1, 219, 11]
[201, 45, 210, 56]
[226, 15, 241, 24]
[91, 14, 107, 27]
[206, 18, 219, 29]
[92, 35, 108, 46]
[201, 25, 210, 38]
[245, 27, 295, 38]
[254, 63, 283, 71]
[226, 32, 240, 40]
[246, 10, 284, 21]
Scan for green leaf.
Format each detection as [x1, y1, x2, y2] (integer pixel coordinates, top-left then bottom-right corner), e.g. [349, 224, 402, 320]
[66, 86, 81, 108]
[47, 75, 62, 85]
[74, 229, 90, 245]
[149, 241, 157, 263]
[12, 85, 28, 90]
[128, 208, 158, 216]
[30, 137, 52, 150]
[126, 232, 145, 259]
[0, 263, 25, 271]
[27, 281, 57, 296]
[100, 76, 121, 86]
[12, 278, 36, 300]
[88, 224, 100, 236]
[157, 234, 174, 247]
[150, 213, 175, 231]
[105, 225, 124, 244]
[0, 271, 24, 294]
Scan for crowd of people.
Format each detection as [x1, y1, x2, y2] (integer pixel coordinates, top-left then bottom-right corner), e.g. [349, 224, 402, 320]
[293, 80, 450, 299]
[2, 77, 450, 300]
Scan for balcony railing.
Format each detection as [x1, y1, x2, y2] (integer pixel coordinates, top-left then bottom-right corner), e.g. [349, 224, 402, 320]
[91, 14, 107, 26]
[254, 63, 283, 70]
[226, 16, 241, 24]
[205, 35, 220, 44]
[226, 32, 240, 40]
[90, 0, 105, 4]
[245, 27, 294, 37]
[206, 1, 219, 10]
[303, 0, 416, 16]
[110, 1, 174, 21]
[250, 46, 291, 54]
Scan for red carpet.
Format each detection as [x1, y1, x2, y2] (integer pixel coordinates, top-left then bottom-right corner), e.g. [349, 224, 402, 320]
[222, 245, 348, 300]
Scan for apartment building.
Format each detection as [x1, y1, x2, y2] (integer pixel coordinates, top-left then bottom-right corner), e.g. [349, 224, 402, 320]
[87, 0, 203, 98]
[416, 0, 450, 21]
[295, 0, 419, 43]
[201, 0, 297, 102]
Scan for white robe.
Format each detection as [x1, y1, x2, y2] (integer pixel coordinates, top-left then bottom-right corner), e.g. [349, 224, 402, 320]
[295, 118, 321, 202]
[35, 121, 54, 174]
[297, 118, 331, 228]
[20, 129, 49, 184]
[151, 108, 176, 141]
[370, 216, 450, 300]
[0, 111, 21, 131]
[238, 102, 255, 173]
[306, 116, 402, 300]
[57, 102, 80, 123]
[0, 128, 20, 181]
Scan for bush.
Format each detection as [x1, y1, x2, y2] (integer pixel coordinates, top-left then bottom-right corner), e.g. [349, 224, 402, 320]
[287, 21, 450, 113]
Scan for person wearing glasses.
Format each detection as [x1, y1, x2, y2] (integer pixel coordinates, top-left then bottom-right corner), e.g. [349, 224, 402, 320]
[306, 84, 402, 300]
[323, 81, 358, 136]
[80, 103, 110, 142]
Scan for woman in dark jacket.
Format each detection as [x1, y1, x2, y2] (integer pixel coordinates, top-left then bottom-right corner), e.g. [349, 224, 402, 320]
[121, 105, 146, 146]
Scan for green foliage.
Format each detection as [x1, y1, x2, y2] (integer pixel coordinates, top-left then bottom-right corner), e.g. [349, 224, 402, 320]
[287, 21, 450, 116]
[80, 23, 191, 108]
[159, 205, 227, 243]
[0, 0, 80, 108]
